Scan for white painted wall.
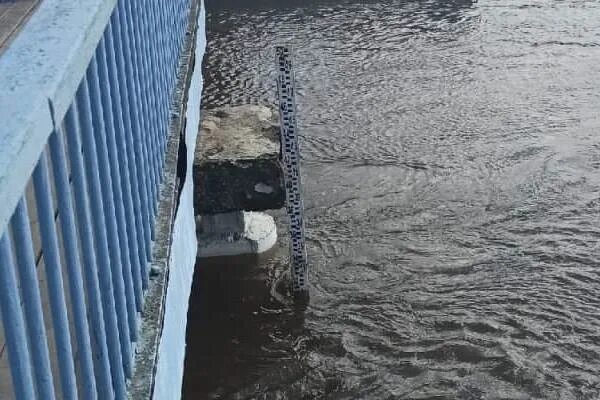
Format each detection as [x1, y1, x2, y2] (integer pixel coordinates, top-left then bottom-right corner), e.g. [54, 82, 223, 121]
[152, 3, 206, 399]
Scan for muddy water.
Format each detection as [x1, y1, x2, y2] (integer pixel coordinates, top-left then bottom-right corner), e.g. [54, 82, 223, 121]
[183, 0, 600, 398]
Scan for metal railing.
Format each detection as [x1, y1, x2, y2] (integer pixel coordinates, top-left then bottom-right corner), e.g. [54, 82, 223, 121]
[0, 0, 192, 398]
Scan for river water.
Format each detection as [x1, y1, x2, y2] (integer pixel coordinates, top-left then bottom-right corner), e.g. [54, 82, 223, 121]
[183, 0, 600, 398]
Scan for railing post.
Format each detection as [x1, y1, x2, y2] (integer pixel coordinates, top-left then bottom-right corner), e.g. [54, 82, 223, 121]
[48, 126, 98, 400]
[108, 10, 146, 310]
[87, 48, 134, 379]
[65, 102, 115, 400]
[76, 74, 128, 399]
[132, 0, 160, 224]
[0, 234, 36, 400]
[0, 1, 199, 398]
[121, 0, 155, 267]
[10, 199, 56, 400]
[151, 0, 169, 168]
[98, 27, 140, 343]
[145, 0, 168, 182]
[32, 151, 79, 400]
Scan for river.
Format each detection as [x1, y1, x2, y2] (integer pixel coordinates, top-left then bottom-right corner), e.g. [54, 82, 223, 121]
[183, 0, 600, 398]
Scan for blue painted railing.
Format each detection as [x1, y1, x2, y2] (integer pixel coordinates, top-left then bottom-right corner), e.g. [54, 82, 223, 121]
[0, 0, 192, 398]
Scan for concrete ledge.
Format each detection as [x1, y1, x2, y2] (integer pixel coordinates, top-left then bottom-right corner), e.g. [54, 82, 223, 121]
[193, 105, 285, 214]
[127, 0, 202, 398]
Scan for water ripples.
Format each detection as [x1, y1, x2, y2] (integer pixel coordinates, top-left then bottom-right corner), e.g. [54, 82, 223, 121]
[189, 0, 600, 398]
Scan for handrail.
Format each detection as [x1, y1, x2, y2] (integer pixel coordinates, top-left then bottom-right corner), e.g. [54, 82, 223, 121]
[0, 0, 194, 397]
[0, 0, 117, 234]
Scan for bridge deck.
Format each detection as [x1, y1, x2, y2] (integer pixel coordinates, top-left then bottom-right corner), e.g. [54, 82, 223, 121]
[0, 0, 39, 53]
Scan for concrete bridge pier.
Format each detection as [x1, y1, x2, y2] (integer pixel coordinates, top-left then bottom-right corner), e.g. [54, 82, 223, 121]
[196, 211, 277, 257]
[193, 105, 285, 258]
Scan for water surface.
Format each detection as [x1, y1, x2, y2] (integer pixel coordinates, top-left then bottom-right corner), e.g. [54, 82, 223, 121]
[184, 0, 600, 398]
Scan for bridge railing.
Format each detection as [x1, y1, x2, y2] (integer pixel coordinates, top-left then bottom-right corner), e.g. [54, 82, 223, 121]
[0, 0, 191, 398]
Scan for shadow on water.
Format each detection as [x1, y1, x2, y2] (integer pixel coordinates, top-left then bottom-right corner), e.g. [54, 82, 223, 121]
[182, 250, 307, 399]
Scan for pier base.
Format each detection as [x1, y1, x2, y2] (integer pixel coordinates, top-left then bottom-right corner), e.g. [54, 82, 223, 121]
[197, 211, 277, 258]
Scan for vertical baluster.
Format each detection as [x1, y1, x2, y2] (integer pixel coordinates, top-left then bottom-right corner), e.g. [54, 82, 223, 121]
[173, 0, 182, 87]
[0, 233, 36, 400]
[170, 0, 183, 127]
[182, 0, 191, 47]
[120, 0, 154, 269]
[163, 0, 175, 96]
[76, 74, 128, 399]
[86, 48, 134, 378]
[174, 0, 184, 56]
[123, 0, 157, 249]
[163, 0, 176, 140]
[105, 15, 145, 318]
[65, 102, 115, 400]
[96, 31, 139, 344]
[179, 0, 188, 63]
[108, 9, 146, 308]
[32, 152, 79, 400]
[183, 0, 191, 37]
[151, 0, 169, 178]
[175, 0, 187, 70]
[10, 199, 56, 400]
[132, 0, 160, 223]
[146, 0, 168, 180]
[164, 0, 175, 92]
[48, 127, 97, 400]
[178, 0, 188, 69]
[131, 0, 160, 200]
[176, 0, 185, 54]
[149, 0, 168, 168]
